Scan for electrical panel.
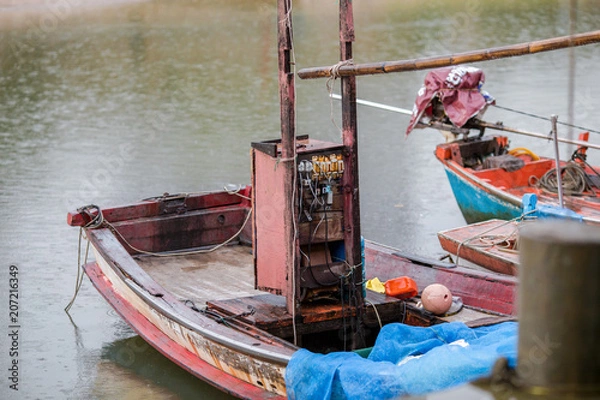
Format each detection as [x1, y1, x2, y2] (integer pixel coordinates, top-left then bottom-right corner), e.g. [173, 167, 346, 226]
[252, 137, 350, 302]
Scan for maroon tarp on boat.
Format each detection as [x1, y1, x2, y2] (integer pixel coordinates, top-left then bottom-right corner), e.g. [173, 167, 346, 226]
[406, 66, 493, 136]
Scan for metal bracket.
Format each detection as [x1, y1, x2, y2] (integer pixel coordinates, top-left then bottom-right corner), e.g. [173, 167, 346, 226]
[144, 193, 188, 215]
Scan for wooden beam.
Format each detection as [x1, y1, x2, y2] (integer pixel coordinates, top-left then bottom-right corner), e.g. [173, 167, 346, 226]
[276, 0, 300, 316]
[339, 0, 365, 350]
[298, 30, 600, 79]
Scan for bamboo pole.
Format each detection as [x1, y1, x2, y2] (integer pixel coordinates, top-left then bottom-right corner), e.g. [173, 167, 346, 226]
[298, 30, 600, 79]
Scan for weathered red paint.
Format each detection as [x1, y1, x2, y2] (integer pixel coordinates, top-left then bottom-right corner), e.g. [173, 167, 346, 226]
[253, 148, 289, 297]
[111, 206, 249, 254]
[364, 240, 517, 316]
[67, 189, 250, 227]
[339, 0, 364, 345]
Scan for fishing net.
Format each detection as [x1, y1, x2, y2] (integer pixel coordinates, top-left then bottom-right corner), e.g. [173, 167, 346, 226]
[286, 321, 517, 400]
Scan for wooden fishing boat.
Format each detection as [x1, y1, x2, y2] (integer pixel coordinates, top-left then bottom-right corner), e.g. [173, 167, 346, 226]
[402, 65, 600, 225]
[437, 219, 521, 276]
[67, 187, 517, 399]
[434, 133, 600, 225]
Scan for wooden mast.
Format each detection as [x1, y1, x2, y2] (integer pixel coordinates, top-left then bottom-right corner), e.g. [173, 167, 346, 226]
[297, 29, 600, 79]
[339, 0, 364, 348]
[277, 0, 299, 315]
[275, 0, 364, 332]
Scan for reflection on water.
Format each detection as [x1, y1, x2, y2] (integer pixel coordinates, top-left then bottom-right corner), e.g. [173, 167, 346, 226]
[1, 0, 599, 399]
[98, 335, 232, 400]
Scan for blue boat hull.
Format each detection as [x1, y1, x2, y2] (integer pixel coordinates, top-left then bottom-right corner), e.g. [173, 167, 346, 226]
[444, 167, 522, 223]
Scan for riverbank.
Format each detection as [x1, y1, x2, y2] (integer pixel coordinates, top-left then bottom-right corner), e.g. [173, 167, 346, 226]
[0, 0, 146, 7]
[0, 0, 150, 31]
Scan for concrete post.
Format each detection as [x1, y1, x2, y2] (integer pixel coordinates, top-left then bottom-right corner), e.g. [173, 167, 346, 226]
[518, 220, 600, 395]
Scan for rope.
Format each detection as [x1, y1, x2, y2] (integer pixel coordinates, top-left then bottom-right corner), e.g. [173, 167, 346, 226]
[493, 103, 600, 135]
[106, 208, 253, 257]
[65, 190, 253, 313]
[223, 184, 251, 201]
[536, 162, 589, 195]
[64, 205, 103, 313]
[147, 186, 252, 202]
[326, 59, 354, 136]
[453, 210, 536, 267]
[364, 299, 382, 329]
[474, 233, 520, 253]
[327, 59, 354, 80]
[572, 149, 600, 190]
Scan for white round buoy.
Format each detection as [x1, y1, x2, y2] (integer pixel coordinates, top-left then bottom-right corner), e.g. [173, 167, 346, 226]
[421, 284, 452, 315]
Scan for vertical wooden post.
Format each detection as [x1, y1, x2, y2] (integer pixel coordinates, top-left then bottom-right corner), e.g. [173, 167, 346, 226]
[339, 0, 364, 347]
[277, 0, 299, 315]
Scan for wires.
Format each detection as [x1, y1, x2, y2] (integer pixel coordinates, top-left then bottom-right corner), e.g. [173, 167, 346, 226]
[493, 103, 600, 135]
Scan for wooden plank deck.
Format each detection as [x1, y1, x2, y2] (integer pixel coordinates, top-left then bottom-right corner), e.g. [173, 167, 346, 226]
[135, 244, 261, 306]
[437, 219, 521, 276]
[136, 243, 510, 340]
[206, 291, 411, 336]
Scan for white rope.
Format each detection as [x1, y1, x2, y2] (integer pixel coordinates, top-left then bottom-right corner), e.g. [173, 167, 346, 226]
[454, 210, 536, 267]
[364, 299, 382, 329]
[106, 208, 253, 258]
[65, 205, 101, 312]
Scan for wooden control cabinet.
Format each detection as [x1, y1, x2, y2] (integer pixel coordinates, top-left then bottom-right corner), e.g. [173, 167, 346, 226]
[252, 136, 348, 300]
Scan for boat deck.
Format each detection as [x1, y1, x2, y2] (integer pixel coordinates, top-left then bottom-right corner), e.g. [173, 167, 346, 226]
[438, 219, 521, 276]
[134, 244, 261, 306]
[135, 243, 509, 337]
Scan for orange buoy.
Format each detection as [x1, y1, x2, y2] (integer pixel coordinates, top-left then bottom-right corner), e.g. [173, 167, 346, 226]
[421, 284, 452, 315]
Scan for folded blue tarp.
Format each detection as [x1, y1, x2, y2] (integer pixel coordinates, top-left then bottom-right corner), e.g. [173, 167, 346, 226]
[285, 321, 517, 400]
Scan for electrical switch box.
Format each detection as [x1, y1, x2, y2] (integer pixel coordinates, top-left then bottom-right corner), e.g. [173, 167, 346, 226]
[252, 136, 349, 301]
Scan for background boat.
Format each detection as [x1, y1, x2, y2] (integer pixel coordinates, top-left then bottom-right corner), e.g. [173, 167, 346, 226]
[401, 65, 600, 226]
[435, 133, 600, 224]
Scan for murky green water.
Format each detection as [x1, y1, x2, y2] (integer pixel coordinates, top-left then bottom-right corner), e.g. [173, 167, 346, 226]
[1, 0, 599, 398]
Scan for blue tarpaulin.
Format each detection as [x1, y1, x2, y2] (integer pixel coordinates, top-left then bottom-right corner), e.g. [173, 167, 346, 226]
[285, 321, 517, 400]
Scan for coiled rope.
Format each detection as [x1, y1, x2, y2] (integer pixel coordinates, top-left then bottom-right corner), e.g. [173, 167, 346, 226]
[454, 210, 536, 267]
[535, 162, 590, 196]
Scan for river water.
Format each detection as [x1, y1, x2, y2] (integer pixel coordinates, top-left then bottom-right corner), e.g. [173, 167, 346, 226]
[0, 0, 599, 399]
